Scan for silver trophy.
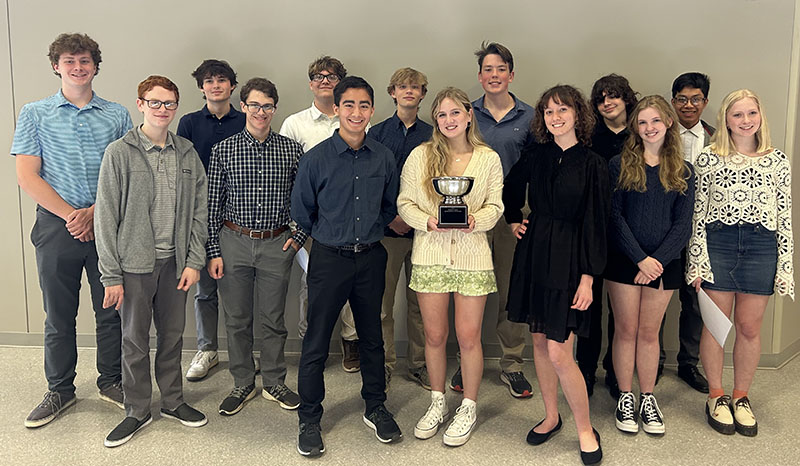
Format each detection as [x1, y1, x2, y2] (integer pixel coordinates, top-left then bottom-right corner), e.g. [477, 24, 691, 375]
[432, 176, 475, 228]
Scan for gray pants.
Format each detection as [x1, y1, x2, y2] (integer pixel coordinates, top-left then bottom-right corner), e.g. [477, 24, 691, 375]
[218, 227, 295, 387]
[32, 207, 121, 395]
[194, 266, 219, 351]
[121, 257, 186, 419]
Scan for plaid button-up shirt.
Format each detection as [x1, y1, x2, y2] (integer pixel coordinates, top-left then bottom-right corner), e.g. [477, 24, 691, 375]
[206, 128, 306, 258]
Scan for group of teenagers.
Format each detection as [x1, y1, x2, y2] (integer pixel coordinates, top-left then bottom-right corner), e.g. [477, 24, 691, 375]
[11, 32, 794, 465]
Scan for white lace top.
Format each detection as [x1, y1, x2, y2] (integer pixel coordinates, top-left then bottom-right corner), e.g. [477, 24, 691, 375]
[686, 148, 794, 299]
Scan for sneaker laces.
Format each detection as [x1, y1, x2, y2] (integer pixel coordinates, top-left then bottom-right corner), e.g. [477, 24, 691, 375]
[449, 404, 475, 431]
[229, 385, 252, 399]
[269, 384, 290, 398]
[715, 395, 732, 411]
[505, 371, 524, 383]
[422, 396, 446, 423]
[37, 391, 62, 410]
[734, 397, 753, 415]
[640, 394, 661, 422]
[617, 393, 636, 419]
[300, 422, 321, 435]
[191, 351, 210, 365]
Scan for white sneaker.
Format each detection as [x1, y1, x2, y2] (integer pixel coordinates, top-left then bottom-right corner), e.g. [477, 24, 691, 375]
[186, 350, 218, 381]
[414, 391, 448, 439]
[443, 400, 476, 446]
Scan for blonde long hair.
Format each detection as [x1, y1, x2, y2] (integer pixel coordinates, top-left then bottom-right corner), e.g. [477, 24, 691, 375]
[710, 89, 772, 156]
[422, 87, 490, 202]
[617, 95, 689, 193]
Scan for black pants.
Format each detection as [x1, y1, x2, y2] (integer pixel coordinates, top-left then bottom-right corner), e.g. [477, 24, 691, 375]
[658, 249, 702, 368]
[576, 278, 614, 378]
[298, 243, 387, 424]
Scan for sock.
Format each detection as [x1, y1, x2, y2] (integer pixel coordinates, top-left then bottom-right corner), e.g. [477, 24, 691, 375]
[431, 390, 445, 400]
[732, 389, 748, 400]
[709, 388, 725, 399]
[461, 397, 476, 408]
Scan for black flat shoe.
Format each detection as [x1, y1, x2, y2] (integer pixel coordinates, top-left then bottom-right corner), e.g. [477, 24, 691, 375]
[526, 414, 562, 445]
[580, 428, 602, 465]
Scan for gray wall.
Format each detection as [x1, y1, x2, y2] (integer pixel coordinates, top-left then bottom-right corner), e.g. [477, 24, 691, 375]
[3, 0, 799, 366]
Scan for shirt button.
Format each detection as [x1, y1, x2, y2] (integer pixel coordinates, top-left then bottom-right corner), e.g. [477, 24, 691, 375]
[451, 239, 456, 244]
[356, 217, 360, 221]
[258, 170, 262, 174]
[355, 176, 359, 180]
[356, 237, 360, 241]
[355, 196, 360, 200]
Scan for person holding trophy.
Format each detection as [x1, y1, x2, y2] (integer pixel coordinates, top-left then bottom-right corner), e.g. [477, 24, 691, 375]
[503, 85, 609, 465]
[397, 87, 503, 446]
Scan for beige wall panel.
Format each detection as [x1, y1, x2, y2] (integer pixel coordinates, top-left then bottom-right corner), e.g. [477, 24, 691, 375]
[0, 2, 28, 333]
[4, 1, 797, 361]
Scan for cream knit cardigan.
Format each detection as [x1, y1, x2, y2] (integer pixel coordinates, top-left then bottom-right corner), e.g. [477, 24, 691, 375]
[397, 144, 504, 271]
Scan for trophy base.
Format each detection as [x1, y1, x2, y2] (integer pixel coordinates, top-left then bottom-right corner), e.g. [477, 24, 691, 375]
[437, 205, 469, 229]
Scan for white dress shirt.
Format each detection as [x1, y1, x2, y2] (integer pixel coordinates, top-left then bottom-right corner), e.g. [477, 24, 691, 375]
[679, 120, 705, 166]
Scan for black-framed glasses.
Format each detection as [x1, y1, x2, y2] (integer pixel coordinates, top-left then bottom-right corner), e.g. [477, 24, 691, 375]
[310, 73, 341, 83]
[244, 102, 276, 114]
[141, 99, 178, 110]
[674, 96, 706, 106]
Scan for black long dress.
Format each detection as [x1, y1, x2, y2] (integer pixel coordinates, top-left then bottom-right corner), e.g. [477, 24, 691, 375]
[503, 141, 610, 342]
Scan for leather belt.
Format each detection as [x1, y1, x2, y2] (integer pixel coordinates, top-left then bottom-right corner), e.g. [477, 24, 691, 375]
[224, 220, 288, 239]
[319, 241, 380, 253]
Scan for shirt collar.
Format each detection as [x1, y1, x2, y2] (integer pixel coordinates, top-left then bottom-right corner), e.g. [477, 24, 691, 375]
[473, 92, 526, 121]
[310, 101, 336, 121]
[332, 129, 375, 155]
[55, 89, 103, 110]
[136, 125, 175, 151]
[201, 104, 239, 120]
[682, 121, 704, 138]
[390, 112, 417, 132]
[242, 127, 274, 146]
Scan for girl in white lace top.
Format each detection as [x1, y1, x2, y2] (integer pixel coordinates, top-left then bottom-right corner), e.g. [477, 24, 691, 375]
[686, 89, 793, 438]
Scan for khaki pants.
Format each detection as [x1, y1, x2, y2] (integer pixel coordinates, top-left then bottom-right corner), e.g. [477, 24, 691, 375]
[380, 236, 425, 373]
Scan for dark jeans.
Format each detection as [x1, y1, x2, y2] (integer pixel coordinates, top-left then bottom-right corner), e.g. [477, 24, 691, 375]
[576, 278, 614, 378]
[298, 242, 387, 424]
[32, 207, 121, 395]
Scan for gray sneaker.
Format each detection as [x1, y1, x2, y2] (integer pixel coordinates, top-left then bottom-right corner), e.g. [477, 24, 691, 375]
[25, 391, 76, 428]
[263, 384, 301, 410]
[407, 366, 431, 390]
[99, 381, 124, 409]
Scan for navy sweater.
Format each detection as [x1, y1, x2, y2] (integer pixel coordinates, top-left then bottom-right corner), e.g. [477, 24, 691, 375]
[608, 155, 695, 265]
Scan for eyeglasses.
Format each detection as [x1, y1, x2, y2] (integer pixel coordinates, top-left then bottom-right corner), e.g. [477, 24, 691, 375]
[244, 102, 276, 114]
[141, 99, 178, 110]
[311, 73, 341, 83]
[674, 96, 706, 106]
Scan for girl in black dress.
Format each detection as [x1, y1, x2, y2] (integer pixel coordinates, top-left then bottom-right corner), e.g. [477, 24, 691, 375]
[504, 85, 609, 465]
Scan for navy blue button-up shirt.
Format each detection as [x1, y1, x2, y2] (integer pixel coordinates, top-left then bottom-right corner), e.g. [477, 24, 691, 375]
[291, 130, 398, 247]
[472, 93, 535, 176]
[177, 104, 245, 170]
[368, 113, 432, 239]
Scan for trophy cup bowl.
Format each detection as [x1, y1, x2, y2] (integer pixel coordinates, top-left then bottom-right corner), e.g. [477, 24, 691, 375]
[432, 176, 474, 228]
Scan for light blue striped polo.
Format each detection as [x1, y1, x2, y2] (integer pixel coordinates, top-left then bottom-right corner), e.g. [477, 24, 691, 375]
[10, 90, 133, 208]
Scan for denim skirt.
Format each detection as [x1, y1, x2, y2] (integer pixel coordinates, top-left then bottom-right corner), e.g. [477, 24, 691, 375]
[703, 221, 777, 295]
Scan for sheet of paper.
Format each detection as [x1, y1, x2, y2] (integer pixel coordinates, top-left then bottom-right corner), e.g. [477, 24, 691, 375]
[295, 248, 309, 273]
[697, 288, 733, 347]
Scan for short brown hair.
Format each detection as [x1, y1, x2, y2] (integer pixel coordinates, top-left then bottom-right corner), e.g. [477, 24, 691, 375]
[308, 56, 346, 81]
[386, 67, 428, 104]
[475, 41, 514, 72]
[533, 85, 595, 146]
[240, 77, 279, 105]
[137, 75, 179, 102]
[48, 33, 102, 76]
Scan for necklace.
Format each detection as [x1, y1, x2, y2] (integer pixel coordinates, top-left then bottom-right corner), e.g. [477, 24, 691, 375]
[454, 157, 461, 162]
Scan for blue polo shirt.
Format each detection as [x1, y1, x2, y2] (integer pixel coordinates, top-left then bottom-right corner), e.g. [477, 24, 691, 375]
[10, 90, 132, 208]
[177, 104, 245, 171]
[291, 130, 398, 247]
[472, 93, 535, 176]
[368, 113, 433, 239]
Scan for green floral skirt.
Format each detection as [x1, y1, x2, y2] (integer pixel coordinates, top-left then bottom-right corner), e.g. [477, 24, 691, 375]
[409, 265, 497, 296]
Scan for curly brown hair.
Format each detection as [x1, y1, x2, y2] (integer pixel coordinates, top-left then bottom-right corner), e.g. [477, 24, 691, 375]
[533, 85, 595, 146]
[48, 33, 101, 76]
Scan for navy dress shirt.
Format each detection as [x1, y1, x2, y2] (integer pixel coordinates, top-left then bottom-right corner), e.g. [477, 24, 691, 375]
[177, 104, 246, 170]
[472, 93, 535, 176]
[292, 130, 398, 247]
[368, 113, 433, 239]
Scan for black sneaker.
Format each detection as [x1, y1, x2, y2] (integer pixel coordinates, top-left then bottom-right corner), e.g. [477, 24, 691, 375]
[615, 391, 638, 433]
[25, 391, 76, 428]
[161, 403, 208, 427]
[262, 384, 301, 410]
[104, 414, 152, 447]
[297, 422, 324, 457]
[449, 367, 463, 392]
[218, 384, 256, 416]
[99, 381, 124, 409]
[639, 393, 665, 435]
[363, 404, 402, 443]
[500, 371, 533, 398]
